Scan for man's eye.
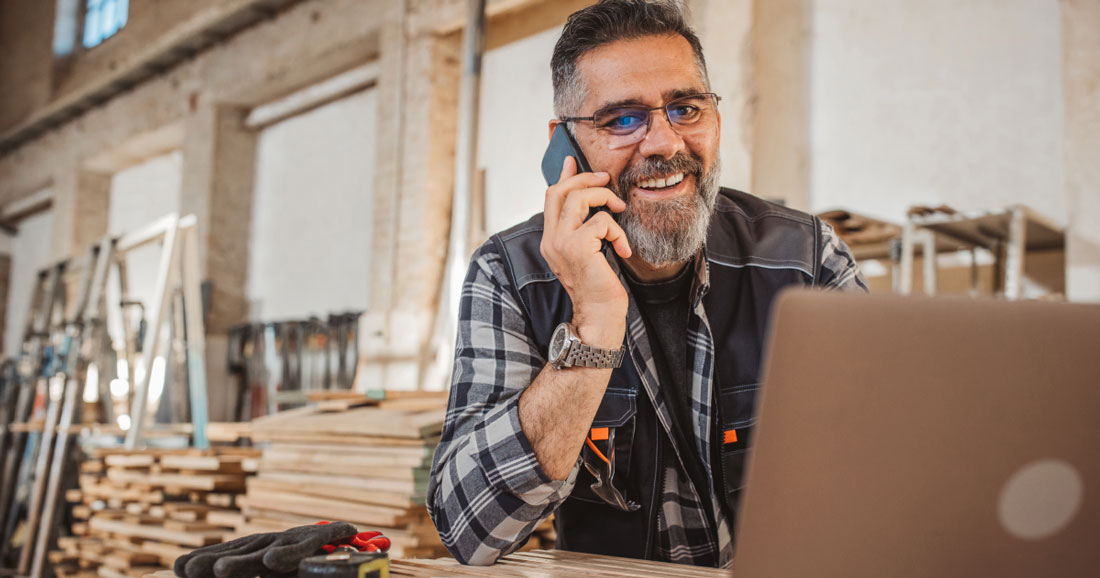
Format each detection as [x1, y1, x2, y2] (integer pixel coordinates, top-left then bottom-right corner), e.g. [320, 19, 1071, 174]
[669, 105, 700, 122]
[600, 111, 646, 131]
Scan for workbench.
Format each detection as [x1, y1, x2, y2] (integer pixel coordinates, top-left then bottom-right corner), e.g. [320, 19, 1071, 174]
[143, 549, 731, 577]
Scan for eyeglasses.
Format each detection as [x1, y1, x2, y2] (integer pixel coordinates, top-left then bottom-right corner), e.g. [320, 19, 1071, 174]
[560, 92, 721, 150]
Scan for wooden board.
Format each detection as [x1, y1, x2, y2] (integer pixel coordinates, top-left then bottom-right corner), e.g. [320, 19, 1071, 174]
[246, 476, 422, 508]
[235, 488, 418, 528]
[251, 406, 443, 439]
[388, 550, 730, 577]
[87, 517, 227, 548]
[159, 454, 249, 473]
[205, 422, 252, 442]
[258, 456, 428, 481]
[105, 468, 246, 491]
[137, 541, 192, 566]
[104, 455, 156, 468]
[255, 470, 426, 496]
[251, 431, 439, 447]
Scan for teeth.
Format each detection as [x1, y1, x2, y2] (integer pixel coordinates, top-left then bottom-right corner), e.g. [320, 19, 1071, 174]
[638, 173, 685, 190]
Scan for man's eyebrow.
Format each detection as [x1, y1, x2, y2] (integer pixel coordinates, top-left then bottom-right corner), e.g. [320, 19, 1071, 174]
[594, 88, 709, 112]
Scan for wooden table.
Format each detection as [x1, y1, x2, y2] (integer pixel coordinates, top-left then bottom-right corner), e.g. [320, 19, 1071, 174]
[145, 549, 731, 577]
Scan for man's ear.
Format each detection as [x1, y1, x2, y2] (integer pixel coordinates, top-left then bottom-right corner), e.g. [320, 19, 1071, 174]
[548, 120, 563, 141]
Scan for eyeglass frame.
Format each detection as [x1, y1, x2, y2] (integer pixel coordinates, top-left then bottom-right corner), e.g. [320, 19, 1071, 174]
[558, 92, 722, 144]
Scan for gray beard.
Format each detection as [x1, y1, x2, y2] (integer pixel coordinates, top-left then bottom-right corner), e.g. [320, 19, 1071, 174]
[614, 155, 721, 268]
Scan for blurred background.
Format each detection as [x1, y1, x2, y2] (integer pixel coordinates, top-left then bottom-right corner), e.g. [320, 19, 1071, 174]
[0, 0, 1096, 413]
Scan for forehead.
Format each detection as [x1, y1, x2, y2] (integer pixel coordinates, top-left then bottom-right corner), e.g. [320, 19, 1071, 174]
[575, 34, 704, 111]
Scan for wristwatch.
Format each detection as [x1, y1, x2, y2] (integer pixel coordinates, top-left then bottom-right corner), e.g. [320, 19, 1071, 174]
[548, 322, 626, 370]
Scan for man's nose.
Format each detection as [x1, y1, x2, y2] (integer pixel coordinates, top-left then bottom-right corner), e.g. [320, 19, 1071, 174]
[637, 112, 686, 159]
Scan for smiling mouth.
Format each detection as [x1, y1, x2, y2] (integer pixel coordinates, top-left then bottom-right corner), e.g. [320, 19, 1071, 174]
[636, 172, 685, 191]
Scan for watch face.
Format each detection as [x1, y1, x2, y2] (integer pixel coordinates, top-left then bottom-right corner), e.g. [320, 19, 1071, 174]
[549, 324, 568, 361]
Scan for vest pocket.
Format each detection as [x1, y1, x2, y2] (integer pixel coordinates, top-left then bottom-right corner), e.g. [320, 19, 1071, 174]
[717, 384, 759, 503]
[574, 389, 639, 511]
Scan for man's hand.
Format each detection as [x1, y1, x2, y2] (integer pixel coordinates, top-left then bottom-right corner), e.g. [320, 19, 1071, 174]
[539, 156, 631, 348]
[517, 157, 632, 481]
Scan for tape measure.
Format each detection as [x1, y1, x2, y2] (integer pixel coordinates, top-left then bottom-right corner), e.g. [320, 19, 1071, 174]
[299, 552, 389, 578]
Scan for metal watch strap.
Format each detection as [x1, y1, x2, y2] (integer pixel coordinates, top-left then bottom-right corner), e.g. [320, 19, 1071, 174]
[565, 342, 626, 368]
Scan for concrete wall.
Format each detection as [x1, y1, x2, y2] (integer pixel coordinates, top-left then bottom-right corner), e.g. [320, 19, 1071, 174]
[809, 0, 1066, 227]
[0, 1, 56, 131]
[4, 210, 55, 358]
[1062, 0, 1100, 301]
[246, 88, 376, 321]
[478, 26, 561, 235]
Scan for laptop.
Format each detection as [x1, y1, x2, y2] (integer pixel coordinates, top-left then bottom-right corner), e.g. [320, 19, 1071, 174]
[734, 291, 1100, 577]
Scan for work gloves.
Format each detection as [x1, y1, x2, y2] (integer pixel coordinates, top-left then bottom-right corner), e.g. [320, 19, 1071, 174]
[173, 522, 358, 578]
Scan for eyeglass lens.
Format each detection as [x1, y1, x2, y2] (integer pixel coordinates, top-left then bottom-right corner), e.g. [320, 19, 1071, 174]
[595, 94, 718, 150]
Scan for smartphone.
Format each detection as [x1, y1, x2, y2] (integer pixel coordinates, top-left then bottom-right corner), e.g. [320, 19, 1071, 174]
[541, 124, 593, 186]
[541, 124, 614, 251]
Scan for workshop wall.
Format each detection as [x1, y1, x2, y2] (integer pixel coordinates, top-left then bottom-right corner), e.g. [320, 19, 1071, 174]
[0, 1, 55, 132]
[2, 209, 54, 359]
[809, 0, 1065, 225]
[246, 89, 376, 321]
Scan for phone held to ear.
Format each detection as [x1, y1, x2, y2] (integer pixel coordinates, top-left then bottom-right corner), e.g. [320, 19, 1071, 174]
[541, 124, 593, 186]
[541, 124, 613, 234]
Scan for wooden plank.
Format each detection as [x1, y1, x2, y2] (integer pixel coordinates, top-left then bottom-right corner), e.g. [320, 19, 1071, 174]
[205, 422, 251, 442]
[257, 457, 428, 482]
[269, 441, 433, 459]
[316, 398, 374, 412]
[137, 541, 192, 566]
[376, 397, 450, 411]
[251, 431, 438, 447]
[103, 550, 160, 569]
[104, 455, 155, 468]
[246, 476, 422, 508]
[264, 445, 429, 467]
[364, 390, 448, 401]
[159, 455, 246, 473]
[204, 510, 244, 528]
[393, 558, 561, 577]
[87, 517, 226, 548]
[105, 468, 246, 491]
[235, 490, 415, 528]
[259, 444, 426, 471]
[255, 470, 425, 496]
[162, 520, 221, 533]
[251, 406, 443, 439]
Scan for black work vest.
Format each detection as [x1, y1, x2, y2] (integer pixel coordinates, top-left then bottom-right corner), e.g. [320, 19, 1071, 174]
[490, 188, 824, 561]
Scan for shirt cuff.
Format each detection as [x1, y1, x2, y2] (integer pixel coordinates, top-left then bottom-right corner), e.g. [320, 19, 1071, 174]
[473, 396, 579, 502]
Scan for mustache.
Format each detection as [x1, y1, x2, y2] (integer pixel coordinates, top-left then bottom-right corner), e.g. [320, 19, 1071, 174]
[617, 153, 704, 196]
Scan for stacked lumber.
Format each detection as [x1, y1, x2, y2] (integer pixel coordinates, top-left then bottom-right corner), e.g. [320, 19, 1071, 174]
[238, 391, 452, 558]
[53, 447, 259, 578]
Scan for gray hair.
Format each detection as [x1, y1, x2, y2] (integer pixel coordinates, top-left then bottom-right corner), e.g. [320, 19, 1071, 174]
[551, 0, 710, 119]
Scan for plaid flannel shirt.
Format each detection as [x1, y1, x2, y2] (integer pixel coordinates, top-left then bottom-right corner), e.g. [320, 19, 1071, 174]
[427, 219, 867, 566]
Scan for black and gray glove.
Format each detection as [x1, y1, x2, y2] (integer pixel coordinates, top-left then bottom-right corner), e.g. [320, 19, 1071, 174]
[173, 522, 359, 578]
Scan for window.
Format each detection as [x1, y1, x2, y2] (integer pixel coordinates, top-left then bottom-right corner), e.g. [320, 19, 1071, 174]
[83, 0, 128, 49]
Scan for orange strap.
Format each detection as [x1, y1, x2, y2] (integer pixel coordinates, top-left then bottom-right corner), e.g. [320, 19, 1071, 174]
[585, 437, 610, 464]
[590, 427, 609, 441]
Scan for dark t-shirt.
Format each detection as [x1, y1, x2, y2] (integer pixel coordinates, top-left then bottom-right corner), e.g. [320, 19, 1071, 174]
[623, 260, 714, 514]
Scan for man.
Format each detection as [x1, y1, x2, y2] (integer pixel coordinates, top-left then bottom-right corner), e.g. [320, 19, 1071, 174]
[427, 0, 866, 568]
